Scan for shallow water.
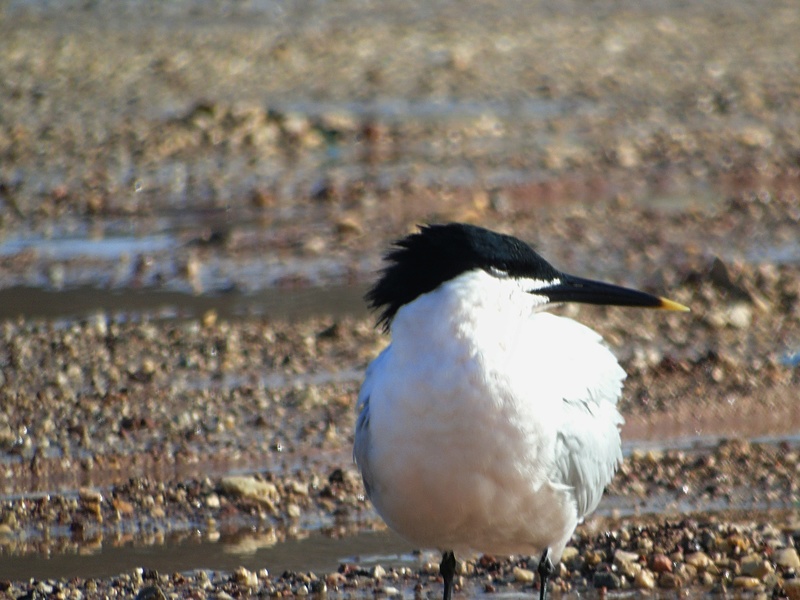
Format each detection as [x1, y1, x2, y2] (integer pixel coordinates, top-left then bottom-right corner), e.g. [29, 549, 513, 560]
[0, 284, 367, 322]
[0, 528, 413, 581]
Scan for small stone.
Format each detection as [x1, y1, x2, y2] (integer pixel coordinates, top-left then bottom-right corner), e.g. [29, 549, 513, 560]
[287, 480, 309, 496]
[219, 476, 278, 509]
[784, 579, 800, 600]
[326, 573, 346, 587]
[372, 565, 386, 579]
[775, 548, 800, 570]
[674, 563, 698, 585]
[205, 493, 221, 509]
[382, 586, 401, 596]
[112, 498, 135, 516]
[0, 524, 15, 539]
[36, 582, 53, 594]
[335, 216, 363, 237]
[634, 569, 656, 590]
[727, 303, 752, 329]
[685, 552, 712, 569]
[618, 561, 642, 579]
[585, 550, 605, 566]
[725, 533, 750, 554]
[560, 546, 581, 569]
[513, 567, 535, 583]
[613, 550, 641, 577]
[457, 561, 475, 576]
[593, 571, 620, 590]
[286, 503, 302, 518]
[658, 572, 680, 589]
[135, 587, 166, 600]
[79, 488, 103, 505]
[613, 550, 639, 565]
[233, 566, 258, 587]
[740, 555, 773, 579]
[650, 554, 673, 573]
[202, 309, 218, 328]
[732, 576, 761, 590]
[561, 546, 579, 563]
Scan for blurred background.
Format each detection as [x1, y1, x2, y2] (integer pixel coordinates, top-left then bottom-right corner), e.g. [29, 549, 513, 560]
[0, 0, 798, 592]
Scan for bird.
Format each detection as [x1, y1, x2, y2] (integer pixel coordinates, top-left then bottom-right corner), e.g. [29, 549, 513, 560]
[353, 223, 688, 600]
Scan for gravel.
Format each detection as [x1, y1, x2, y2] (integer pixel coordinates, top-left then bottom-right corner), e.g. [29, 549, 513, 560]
[2, 0, 800, 595]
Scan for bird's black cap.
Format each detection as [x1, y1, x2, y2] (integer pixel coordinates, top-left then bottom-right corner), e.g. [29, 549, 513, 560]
[367, 223, 559, 330]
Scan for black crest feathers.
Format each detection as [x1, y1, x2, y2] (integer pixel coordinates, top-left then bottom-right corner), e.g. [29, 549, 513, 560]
[366, 223, 557, 330]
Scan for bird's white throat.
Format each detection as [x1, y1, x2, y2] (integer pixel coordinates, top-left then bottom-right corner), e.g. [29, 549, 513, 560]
[391, 269, 557, 350]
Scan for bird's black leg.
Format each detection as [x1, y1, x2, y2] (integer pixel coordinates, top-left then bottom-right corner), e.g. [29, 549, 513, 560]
[536, 548, 554, 600]
[440, 551, 457, 600]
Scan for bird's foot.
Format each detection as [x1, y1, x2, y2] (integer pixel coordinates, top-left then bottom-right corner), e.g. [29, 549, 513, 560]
[440, 551, 457, 600]
[536, 548, 554, 600]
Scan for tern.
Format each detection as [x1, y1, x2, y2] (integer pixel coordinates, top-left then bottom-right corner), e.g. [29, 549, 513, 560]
[354, 223, 687, 600]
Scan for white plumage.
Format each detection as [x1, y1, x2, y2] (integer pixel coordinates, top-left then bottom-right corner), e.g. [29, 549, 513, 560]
[353, 223, 686, 600]
[354, 269, 624, 561]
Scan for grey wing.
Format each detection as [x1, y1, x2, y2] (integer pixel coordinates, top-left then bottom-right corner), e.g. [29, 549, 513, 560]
[353, 392, 373, 496]
[353, 347, 389, 498]
[551, 393, 624, 520]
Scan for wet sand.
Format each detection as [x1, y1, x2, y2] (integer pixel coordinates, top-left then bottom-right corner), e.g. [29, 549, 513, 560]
[1, 0, 800, 597]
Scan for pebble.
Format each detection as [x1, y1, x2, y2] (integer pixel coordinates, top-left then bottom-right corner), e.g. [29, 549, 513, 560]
[592, 571, 620, 590]
[381, 586, 401, 596]
[326, 573, 346, 587]
[584, 550, 605, 566]
[658, 572, 680, 589]
[233, 566, 258, 587]
[732, 576, 762, 590]
[634, 569, 656, 590]
[560, 547, 579, 563]
[613, 550, 641, 578]
[613, 549, 639, 565]
[784, 579, 800, 600]
[740, 555, 774, 579]
[134, 587, 166, 600]
[685, 552, 712, 569]
[650, 554, 673, 573]
[372, 565, 386, 579]
[674, 563, 697, 585]
[775, 547, 800, 569]
[513, 567, 535, 583]
[79, 488, 103, 505]
[219, 476, 279, 508]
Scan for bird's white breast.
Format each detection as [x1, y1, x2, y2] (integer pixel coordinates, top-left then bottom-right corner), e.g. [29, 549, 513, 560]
[354, 270, 624, 559]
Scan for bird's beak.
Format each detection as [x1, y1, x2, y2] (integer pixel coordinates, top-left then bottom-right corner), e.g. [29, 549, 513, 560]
[542, 274, 690, 311]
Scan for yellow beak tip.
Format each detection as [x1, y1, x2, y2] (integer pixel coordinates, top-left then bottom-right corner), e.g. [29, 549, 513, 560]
[659, 297, 691, 312]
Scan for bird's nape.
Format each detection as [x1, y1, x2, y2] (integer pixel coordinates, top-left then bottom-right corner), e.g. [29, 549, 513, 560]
[542, 273, 689, 311]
